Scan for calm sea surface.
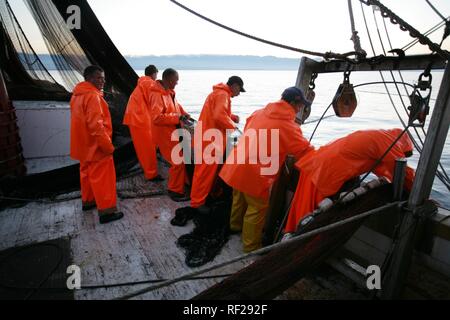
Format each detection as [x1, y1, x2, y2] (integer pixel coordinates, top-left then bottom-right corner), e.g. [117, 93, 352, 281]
[133, 69, 449, 208]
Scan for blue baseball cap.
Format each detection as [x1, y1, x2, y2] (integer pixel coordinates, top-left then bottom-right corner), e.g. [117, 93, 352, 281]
[282, 87, 312, 108]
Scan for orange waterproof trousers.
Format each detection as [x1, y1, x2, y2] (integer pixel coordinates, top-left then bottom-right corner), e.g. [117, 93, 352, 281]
[190, 162, 220, 208]
[129, 125, 158, 180]
[80, 155, 117, 214]
[158, 142, 186, 194]
[285, 173, 325, 234]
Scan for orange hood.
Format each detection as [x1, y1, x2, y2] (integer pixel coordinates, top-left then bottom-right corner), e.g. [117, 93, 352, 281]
[72, 81, 102, 97]
[263, 100, 297, 121]
[149, 80, 169, 95]
[387, 128, 414, 154]
[212, 83, 233, 96]
[138, 76, 152, 85]
[137, 76, 155, 89]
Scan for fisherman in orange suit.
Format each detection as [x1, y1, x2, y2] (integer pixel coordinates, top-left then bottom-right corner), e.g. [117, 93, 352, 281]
[190, 76, 245, 210]
[123, 65, 163, 181]
[284, 128, 415, 234]
[70, 66, 124, 224]
[150, 68, 191, 202]
[220, 87, 314, 252]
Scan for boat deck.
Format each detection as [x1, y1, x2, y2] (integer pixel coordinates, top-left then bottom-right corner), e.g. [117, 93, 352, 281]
[1, 160, 449, 300]
[0, 193, 255, 300]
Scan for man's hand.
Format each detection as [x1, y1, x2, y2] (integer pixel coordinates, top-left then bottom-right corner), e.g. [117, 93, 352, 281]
[231, 114, 240, 124]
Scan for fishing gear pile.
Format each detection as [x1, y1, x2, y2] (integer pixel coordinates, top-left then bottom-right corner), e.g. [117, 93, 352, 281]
[172, 179, 233, 268]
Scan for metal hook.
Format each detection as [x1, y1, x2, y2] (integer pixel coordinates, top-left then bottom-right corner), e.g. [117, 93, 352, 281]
[309, 73, 318, 90]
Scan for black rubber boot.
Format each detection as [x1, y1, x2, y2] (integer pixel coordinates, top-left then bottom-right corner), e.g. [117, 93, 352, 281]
[82, 203, 97, 212]
[168, 191, 191, 202]
[99, 212, 124, 224]
[148, 175, 165, 182]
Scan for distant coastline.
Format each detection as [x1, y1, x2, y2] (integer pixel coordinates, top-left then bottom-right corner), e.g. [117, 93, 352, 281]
[38, 54, 302, 71]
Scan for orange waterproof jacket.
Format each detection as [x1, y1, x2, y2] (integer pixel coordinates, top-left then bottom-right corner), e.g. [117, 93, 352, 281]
[123, 76, 155, 128]
[198, 83, 236, 132]
[149, 81, 188, 148]
[70, 81, 114, 162]
[220, 100, 314, 200]
[296, 128, 415, 197]
[194, 83, 238, 155]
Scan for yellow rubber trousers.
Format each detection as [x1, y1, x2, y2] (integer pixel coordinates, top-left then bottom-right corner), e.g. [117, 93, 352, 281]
[230, 189, 269, 253]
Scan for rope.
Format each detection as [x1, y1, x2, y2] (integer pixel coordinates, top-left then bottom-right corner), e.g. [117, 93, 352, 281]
[169, 0, 363, 61]
[114, 201, 403, 300]
[0, 273, 234, 291]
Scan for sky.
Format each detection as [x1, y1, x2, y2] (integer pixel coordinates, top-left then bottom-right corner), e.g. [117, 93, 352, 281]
[7, 0, 450, 59]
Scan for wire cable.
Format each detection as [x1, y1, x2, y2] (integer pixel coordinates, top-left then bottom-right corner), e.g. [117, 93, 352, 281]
[361, 2, 450, 191]
[425, 0, 447, 22]
[379, 12, 450, 187]
[402, 18, 448, 52]
[169, 0, 363, 61]
[309, 103, 333, 142]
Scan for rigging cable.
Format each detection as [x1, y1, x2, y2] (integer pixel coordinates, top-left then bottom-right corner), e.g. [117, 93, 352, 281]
[303, 115, 335, 126]
[425, 0, 448, 23]
[348, 0, 367, 59]
[369, 4, 450, 190]
[425, 0, 450, 47]
[402, 17, 449, 52]
[308, 81, 417, 144]
[309, 103, 333, 142]
[379, 11, 450, 186]
[169, 0, 364, 61]
[359, 0, 449, 59]
[361, 2, 450, 192]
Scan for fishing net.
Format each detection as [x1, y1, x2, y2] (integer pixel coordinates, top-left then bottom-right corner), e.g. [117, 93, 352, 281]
[24, 0, 89, 92]
[22, 0, 139, 135]
[175, 201, 232, 268]
[0, 0, 144, 199]
[1, 0, 137, 134]
[173, 178, 233, 268]
[0, 0, 70, 100]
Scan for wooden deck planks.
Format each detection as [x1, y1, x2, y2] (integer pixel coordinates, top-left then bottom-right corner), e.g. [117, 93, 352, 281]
[0, 180, 249, 299]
